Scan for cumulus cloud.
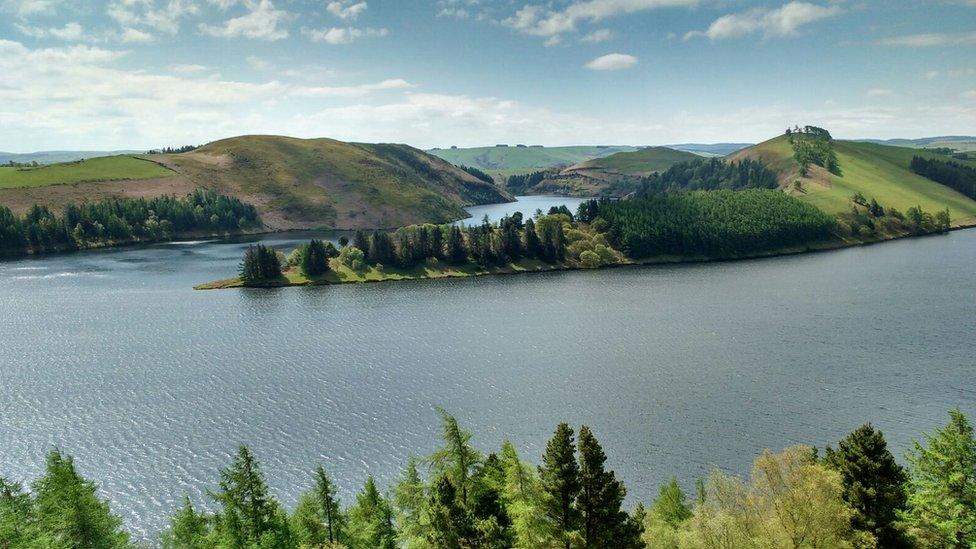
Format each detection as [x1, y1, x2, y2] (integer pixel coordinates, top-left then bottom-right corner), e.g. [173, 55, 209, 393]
[504, 0, 697, 40]
[327, 1, 367, 20]
[304, 26, 389, 45]
[436, 0, 481, 19]
[581, 28, 612, 43]
[16, 21, 87, 41]
[121, 27, 154, 43]
[107, 0, 199, 35]
[875, 31, 976, 47]
[584, 52, 637, 70]
[2, 0, 61, 17]
[684, 1, 840, 41]
[200, 0, 291, 40]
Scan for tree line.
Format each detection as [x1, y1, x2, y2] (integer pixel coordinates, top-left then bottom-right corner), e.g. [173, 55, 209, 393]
[145, 145, 199, 155]
[910, 155, 976, 201]
[456, 165, 494, 184]
[0, 189, 261, 256]
[592, 189, 838, 258]
[844, 192, 950, 237]
[2, 408, 975, 548]
[505, 171, 550, 194]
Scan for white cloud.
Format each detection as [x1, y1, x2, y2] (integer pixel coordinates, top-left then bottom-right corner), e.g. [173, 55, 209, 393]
[685, 1, 840, 41]
[437, 0, 480, 19]
[246, 55, 271, 70]
[304, 26, 389, 45]
[875, 31, 976, 47]
[2, 0, 60, 17]
[866, 88, 894, 97]
[964, 90, 976, 100]
[169, 63, 209, 74]
[504, 0, 697, 40]
[290, 78, 415, 98]
[107, 0, 199, 35]
[121, 27, 154, 43]
[200, 0, 290, 40]
[584, 52, 637, 70]
[327, 1, 367, 20]
[581, 28, 612, 43]
[16, 21, 87, 41]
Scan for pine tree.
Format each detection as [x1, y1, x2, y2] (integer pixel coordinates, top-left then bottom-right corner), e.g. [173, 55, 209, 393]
[353, 230, 369, 254]
[162, 497, 210, 549]
[523, 218, 541, 259]
[445, 226, 467, 265]
[299, 239, 330, 278]
[824, 423, 910, 547]
[393, 457, 426, 547]
[347, 476, 396, 549]
[539, 423, 580, 548]
[210, 445, 286, 547]
[0, 477, 40, 547]
[429, 408, 480, 507]
[31, 449, 130, 548]
[905, 409, 976, 548]
[313, 465, 343, 544]
[577, 426, 641, 548]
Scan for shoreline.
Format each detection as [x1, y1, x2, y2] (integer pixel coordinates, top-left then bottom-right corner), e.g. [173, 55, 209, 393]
[194, 223, 973, 290]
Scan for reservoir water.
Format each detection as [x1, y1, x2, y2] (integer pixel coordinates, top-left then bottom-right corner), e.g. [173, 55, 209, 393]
[1, 196, 974, 542]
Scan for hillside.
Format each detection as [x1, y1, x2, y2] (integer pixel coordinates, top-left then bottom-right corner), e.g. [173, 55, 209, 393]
[427, 145, 638, 178]
[514, 146, 700, 196]
[858, 136, 976, 153]
[0, 136, 511, 230]
[0, 150, 144, 165]
[730, 135, 976, 225]
[667, 143, 753, 157]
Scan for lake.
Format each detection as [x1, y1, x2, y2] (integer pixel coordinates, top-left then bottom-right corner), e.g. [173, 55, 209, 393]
[1, 196, 974, 542]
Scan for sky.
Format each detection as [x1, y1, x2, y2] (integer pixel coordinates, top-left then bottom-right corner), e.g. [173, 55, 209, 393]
[0, 0, 975, 152]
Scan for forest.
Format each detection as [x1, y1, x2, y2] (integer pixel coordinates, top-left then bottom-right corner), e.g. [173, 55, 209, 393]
[631, 158, 778, 196]
[0, 189, 261, 256]
[909, 155, 976, 201]
[593, 189, 838, 258]
[1, 408, 974, 548]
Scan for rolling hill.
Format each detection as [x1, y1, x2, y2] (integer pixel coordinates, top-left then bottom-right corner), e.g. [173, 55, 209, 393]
[0, 150, 144, 165]
[730, 135, 976, 226]
[0, 136, 511, 230]
[858, 136, 976, 153]
[427, 145, 638, 178]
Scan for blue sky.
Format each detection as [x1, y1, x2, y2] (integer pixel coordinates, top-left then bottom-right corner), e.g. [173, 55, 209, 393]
[1, 0, 974, 151]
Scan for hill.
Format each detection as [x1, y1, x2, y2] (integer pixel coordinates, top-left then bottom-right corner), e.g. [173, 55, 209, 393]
[730, 135, 976, 226]
[0, 156, 174, 189]
[0, 150, 144, 165]
[667, 143, 753, 157]
[427, 145, 638, 178]
[513, 146, 701, 196]
[0, 136, 511, 230]
[858, 136, 976, 152]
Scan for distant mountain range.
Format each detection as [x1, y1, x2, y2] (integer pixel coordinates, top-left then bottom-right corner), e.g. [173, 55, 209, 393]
[0, 150, 143, 165]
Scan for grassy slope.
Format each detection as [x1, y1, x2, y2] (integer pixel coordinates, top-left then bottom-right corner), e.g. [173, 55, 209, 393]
[427, 145, 638, 177]
[157, 136, 511, 230]
[731, 136, 976, 225]
[570, 146, 701, 176]
[0, 156, 174, 189]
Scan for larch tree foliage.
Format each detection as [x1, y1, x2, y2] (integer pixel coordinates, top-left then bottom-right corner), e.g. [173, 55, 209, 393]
[0, 477, 41, 548]
[210, 445, 289, 548]
[905, 408, 976, 548]
[499, 440, 555, 548]
[428, 408, 481, 507]
[314, 465, 343, 545]
[539, 422, 581, 548]
[346, 476, 395, 549]
[824, 423, 910, 548]
[162, 497, 210, 549]
[392, 457, 427, 549]
[31, 449, 131, 549]
[576, 426, 643, 548]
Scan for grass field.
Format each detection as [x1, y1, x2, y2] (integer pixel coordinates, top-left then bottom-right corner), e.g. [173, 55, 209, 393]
[732, 136, 976, 225]
[0, 156, 174, 189]
[572, 146, 700, 176]
[427, 145, 638, 177]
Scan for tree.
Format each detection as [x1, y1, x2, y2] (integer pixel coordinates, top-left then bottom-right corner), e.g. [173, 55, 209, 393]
[31, 449, 131, 549]
[576, 426, 642, 548]
[239, 244, 282, 284]
[445, 225, 468, 265]
[905, 408, 976, 548]
[499, 441, 554, 548]
[299, 239, 330, 278]
[0, 477, 40, 548]
[824, 423, 910, 547]
[346, 476, 395, 549]
[651, 478, 692, 526]
[162, 497, 210, 549]
[210, 445, 288, 547]
[313, 465, 343, 544]
[523, 218, 541, 259]
[393, 458, 426, 548]
[428, 408, 481, 507]
[539, 423, 580, 548]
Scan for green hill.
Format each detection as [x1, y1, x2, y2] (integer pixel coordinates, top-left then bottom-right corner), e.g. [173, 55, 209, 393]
[568, 146, 701, 177]
[427, 145, 638, 178]
[730, 135, 976, 226]
[0, 136, 511, 230]
[0, 156, 174, 189]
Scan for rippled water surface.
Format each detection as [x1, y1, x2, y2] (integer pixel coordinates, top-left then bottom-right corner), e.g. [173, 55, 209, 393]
[1, 198, 974, 542]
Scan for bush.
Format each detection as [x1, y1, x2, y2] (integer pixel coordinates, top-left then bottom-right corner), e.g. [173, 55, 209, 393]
[338, 246, 366, 272]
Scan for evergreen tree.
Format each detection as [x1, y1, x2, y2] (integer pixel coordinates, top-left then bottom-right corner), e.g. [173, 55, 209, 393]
[577, 426, 642, 548]
[299, 239, 330, 278]
[425, 475, 470, 548]
[445, 225, 467, 265]
[346, 476, 395, 549]
[0, 477, 40, 548]
[650, 478, 692, 526]
[162, 497, 210, 549]
[352, 230, 369, 254]
[824, 423, 910, 547]
[210, 445, 288, 547]
[289, 493, 327, 547]
[392, 458, 426, 548]
[31, 449, 130, 549]
[905, 409, 976, 548]
[313, 465, 343, 544]
[428, 408, 481, 507]
[523, 218, 541, 259]
[539, 423, 580, 548]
